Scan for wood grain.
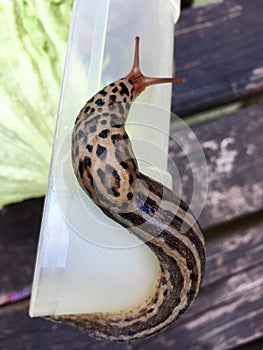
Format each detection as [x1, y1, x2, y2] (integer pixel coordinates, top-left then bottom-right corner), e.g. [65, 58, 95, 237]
[169, 103, 263, 228]
[173, 0, 263, 116]
[0, 198, 43, 295]
[0, 0, 263, 349]
[0, 215, 262, 349]
[1, 103, 262, 300]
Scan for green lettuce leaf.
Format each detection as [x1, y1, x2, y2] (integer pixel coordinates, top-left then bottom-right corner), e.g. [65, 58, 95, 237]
[0, 0, 73, 208]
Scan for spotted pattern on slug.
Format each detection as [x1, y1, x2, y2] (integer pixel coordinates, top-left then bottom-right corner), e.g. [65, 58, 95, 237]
[51, 37, 205, 342]
[72, 79, 138, 208]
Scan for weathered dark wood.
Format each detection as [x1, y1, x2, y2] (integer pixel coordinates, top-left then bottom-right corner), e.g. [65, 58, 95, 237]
[1, 0, 262, 296]
[0, 198, 43, 295]
[169, 103, 263, 228]
[173, 0, 263, 116]
[0, 215, 262, 349]
[1, 103, 262, 298]
[1, 1, 263, 349]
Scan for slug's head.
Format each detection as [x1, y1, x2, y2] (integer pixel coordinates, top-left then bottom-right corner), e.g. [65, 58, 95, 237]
[127, 36, 184, 99]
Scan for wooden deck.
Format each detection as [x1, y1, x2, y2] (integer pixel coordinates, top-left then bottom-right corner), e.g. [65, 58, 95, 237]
[1, 0, 263, 349]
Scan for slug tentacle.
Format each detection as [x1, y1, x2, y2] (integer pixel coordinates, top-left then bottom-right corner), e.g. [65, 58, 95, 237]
[127, 36, 184, 98]
[53, 36, 205, 342]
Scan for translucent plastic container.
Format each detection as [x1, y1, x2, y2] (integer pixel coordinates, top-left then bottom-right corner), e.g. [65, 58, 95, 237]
[30, 0, 181, 317]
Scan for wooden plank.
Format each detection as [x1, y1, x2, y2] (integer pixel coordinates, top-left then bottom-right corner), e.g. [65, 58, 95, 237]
[0, 103, 262, 296]
[1, 0, 263, 297]
[0, 1, 262, 348]
[0, 198, 43, 295]
[154, 217, 263, 350]
[169, 103, 263, 228]
[173, 0, 263, 116]
[0, 215, 262, 349]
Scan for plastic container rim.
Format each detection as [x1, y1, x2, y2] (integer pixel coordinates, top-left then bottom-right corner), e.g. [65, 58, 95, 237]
[165, 0, 181, 23]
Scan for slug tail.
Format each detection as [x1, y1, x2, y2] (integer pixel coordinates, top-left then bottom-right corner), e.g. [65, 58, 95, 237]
[127, 36, 184, 98]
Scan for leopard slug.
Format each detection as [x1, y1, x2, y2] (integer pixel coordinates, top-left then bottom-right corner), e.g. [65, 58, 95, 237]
[52, 37, 205, 341]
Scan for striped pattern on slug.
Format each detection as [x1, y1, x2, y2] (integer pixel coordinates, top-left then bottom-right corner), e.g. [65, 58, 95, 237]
[51, 37, 205, 342]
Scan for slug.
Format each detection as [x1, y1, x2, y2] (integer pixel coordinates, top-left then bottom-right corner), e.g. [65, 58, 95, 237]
[52, 36, 205, 342]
